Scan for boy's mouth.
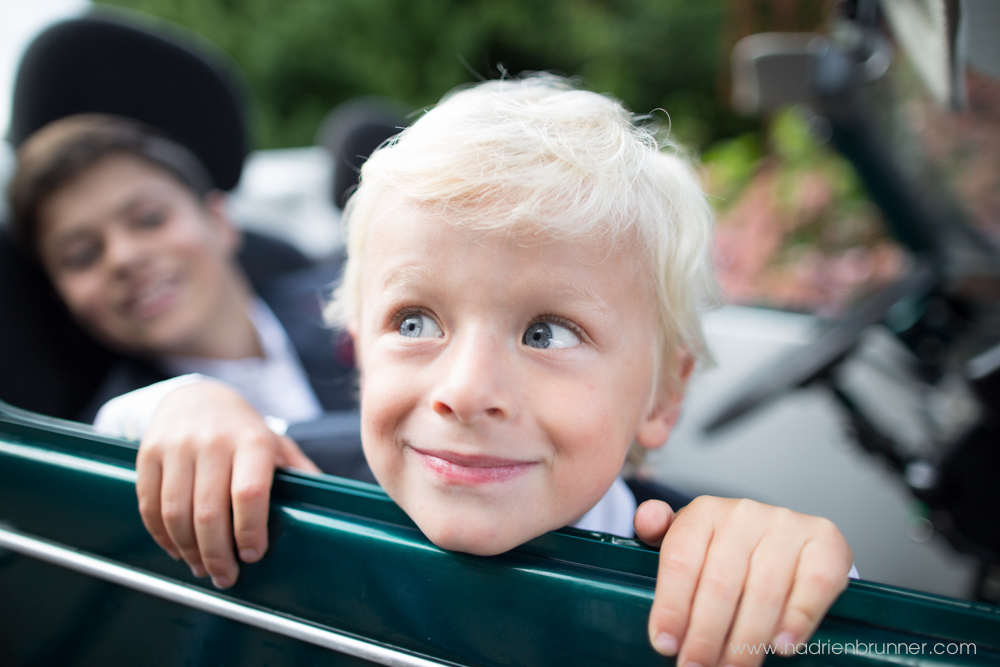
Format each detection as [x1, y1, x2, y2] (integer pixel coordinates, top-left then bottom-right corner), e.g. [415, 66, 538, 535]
[406, 444, 536, 485]
[122, 273, 182, 321]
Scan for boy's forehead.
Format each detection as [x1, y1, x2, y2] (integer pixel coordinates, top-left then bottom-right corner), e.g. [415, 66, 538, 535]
[362, 203, 653, 300]
[367, 194, 632, 255]
[38, 156, 190, 235]
[44, 153, 177, 204]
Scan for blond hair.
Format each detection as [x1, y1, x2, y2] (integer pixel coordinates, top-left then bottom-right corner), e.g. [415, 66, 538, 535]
[328, 74, 718, 388]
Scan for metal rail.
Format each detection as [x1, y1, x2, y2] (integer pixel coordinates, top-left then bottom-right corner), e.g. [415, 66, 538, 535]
[0, 525, 455, 667]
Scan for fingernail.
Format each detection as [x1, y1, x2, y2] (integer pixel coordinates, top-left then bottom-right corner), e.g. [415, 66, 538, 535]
[190, 564, 207, 578]
[653, 632, 678, 656]
[684, 662, 704, 667]
[239, 548, 259, 563]
[212, 575, 232, 589]
[165, 549, 181, 561]
[773, 632, 796, 654]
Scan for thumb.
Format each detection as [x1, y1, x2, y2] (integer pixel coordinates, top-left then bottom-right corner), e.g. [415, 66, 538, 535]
[276, 436, 322, 474]
[633, 500, 676, 548]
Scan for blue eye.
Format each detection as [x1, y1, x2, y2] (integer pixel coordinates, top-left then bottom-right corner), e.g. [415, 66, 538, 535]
[523, 322, 581, 349]
[399, 313, 443, 338]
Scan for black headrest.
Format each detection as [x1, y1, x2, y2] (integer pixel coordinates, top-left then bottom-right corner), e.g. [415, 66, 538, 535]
[0, 228, 117, 419]
[7, 9, 248, 191]
[317, 96, 408, 208]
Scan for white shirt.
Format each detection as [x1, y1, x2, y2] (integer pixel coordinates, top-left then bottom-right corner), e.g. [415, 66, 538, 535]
[572, 476, 637, 537]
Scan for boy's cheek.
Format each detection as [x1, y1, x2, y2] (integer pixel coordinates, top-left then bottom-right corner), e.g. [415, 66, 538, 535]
[358, 432, 393, 490]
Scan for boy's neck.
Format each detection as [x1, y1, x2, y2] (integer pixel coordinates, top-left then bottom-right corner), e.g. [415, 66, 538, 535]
[174, 273, 263, 360]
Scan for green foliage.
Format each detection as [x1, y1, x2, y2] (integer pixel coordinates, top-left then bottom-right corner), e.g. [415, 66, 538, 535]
[768, 108, 876, 245]
[707, 107, 900, 314]
[701, 132, 763, 209]
[95, 0, 752, 149]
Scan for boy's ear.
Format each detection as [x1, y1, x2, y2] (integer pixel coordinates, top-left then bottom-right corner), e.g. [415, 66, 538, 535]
[635, 353, 694, 450]
[203, 190, 242, 256]
[347, 323, 363, 377]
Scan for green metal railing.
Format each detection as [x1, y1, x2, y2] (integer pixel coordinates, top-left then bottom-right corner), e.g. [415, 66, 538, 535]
[1, 402, 998, 666]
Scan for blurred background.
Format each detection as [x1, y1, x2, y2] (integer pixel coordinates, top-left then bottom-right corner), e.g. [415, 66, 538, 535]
[1, 0, 990, 601]
[1, 0, 908, 314]
[9, 0, 904, 314]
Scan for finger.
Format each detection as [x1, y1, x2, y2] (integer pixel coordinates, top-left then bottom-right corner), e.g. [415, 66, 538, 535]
[277, 436, 322, 474]
[720, 527, 800, 667]
[192, 444, 239, 589]
[677, 504, 759, 667]
[648, 501, 714, 657]
[135, 450, 179, 560]
[159, 450, 204, 577]
[633, 500, 674, 548]
[231, 437, 280, 565]
[773, 524, 852, 653]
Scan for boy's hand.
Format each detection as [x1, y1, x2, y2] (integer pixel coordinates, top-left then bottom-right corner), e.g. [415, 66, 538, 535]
[135, 381, 320, 589]
[634, 496, 852, 667]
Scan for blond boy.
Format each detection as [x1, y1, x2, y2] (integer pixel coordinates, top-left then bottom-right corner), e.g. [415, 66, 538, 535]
[131, 75, 853, 667]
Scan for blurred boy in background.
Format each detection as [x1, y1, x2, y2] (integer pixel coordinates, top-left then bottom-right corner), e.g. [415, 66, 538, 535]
[8, 113, 369, 479]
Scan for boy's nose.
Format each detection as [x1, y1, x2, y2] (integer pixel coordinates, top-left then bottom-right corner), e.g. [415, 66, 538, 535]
[430, 332, 515, 424]
[105, 228, 148, 274]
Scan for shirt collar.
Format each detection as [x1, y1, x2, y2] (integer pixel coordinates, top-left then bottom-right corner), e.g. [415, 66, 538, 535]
[571, 476, 637, 538]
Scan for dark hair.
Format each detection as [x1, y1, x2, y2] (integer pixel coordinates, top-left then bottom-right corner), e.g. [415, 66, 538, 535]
[8, 113, 214, 254]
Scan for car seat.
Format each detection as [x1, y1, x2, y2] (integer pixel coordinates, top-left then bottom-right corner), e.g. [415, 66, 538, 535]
[316, 96, 409, 209]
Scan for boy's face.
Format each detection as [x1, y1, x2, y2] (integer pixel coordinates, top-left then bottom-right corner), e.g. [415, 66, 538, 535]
[352, 201, 683, 556]
[36, 154, 241, 357]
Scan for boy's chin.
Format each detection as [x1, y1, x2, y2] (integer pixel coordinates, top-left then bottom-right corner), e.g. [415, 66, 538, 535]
[417, 517, 546, 557]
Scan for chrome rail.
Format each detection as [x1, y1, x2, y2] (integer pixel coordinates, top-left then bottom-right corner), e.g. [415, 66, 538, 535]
[0, 525, 454, 667]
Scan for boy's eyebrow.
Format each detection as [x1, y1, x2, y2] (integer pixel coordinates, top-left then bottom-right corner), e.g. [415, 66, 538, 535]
[377, 263, 433, 293]
[380, 263, 609, 308]
[548, 281, 617, 330]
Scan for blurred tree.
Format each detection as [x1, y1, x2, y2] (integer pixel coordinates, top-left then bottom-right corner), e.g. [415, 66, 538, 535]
[97, 0, 754, 150]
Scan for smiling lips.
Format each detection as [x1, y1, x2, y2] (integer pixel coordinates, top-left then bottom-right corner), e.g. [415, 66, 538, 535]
[122, 274, 182, 321]
[408, 444, 536, 484]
